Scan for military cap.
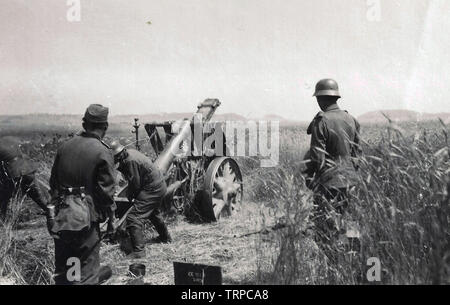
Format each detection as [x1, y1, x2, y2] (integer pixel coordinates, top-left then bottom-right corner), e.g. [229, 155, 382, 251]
[83, 104, 109, 123]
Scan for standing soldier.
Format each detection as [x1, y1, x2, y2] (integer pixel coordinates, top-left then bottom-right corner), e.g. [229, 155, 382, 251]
[110, 141, 171, 259]
[49, 104, 116, 285]
[304, 79, 361, 265]
[0, 138, 50, 219]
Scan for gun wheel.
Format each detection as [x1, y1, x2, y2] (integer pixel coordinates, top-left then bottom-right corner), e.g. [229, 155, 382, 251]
[203, 157, 243, 221]
[172, 187, 185, 212]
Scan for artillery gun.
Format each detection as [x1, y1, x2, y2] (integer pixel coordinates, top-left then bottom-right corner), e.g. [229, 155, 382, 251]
[114, 99, 243, 222]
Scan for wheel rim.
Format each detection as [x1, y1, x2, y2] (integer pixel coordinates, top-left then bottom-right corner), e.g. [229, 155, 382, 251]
[205, 158, 243, 221]
[172, 187, 185, 212]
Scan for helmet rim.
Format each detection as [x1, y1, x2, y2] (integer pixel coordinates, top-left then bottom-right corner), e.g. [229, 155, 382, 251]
[313, 90, 341, 98]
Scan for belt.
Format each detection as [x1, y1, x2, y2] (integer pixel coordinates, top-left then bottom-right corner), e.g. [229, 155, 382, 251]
[60, 186, 86, 197]
[55, 187, 87, 208]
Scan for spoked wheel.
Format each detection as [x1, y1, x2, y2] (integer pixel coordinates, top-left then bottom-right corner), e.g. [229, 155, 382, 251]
[171, 180, 191, 213]
[203, 157, 243, 221]
[172, 187, 185, 212]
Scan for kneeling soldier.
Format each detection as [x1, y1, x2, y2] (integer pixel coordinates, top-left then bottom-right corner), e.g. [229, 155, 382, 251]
[0, 138, 50, 220]
[110, 141, 171, 259]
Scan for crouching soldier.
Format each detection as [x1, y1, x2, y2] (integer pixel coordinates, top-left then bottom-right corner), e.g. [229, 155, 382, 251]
[110, 141, 171, 259]
[305, 79, 361, 265]
[0, 138, 50, 220]
[49, 104, 116, 285]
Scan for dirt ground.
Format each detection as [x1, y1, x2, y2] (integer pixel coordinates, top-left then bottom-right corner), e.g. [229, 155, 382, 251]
[12, 201, 276, 285]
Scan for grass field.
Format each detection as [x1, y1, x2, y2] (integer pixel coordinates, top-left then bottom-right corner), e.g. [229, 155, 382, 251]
[0, 118, 449, 285]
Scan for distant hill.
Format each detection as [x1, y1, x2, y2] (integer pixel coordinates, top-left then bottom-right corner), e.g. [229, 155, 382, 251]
[3, 110, 447, 129]
[358, 110, 450, 124]
[0, 112, 302, 127]
[0, 114, 82, 129]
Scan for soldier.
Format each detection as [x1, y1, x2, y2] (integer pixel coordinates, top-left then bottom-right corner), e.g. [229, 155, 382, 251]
[110, 141, 171, 259]
[0, 138, 50, 220]
[49, 104, 116, 285]
[304, 79, 361, 265]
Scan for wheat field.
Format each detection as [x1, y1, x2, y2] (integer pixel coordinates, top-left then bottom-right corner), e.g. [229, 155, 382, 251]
[0, 119, 449, 285]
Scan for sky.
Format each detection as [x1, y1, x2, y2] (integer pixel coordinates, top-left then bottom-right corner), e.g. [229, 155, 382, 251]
[0, 0, 449, 121]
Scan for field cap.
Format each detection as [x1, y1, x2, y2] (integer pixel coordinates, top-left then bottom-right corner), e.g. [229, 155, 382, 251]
[83, 104, 109, 123]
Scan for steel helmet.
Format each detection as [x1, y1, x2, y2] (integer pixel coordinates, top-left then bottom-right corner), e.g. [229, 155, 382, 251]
[313, 79, 341, 98]
[110, 140, 125, 156]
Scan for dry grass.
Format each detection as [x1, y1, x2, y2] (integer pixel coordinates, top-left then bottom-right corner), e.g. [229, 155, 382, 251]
[102, 201, 273, 285]
[1, 121, 449, 285]
[2, 198, 275, 285]
[248, 120, 450, 285]
[0, 185, 54, 285]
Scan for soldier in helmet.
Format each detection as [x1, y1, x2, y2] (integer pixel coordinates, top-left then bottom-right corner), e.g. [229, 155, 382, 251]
[304, 79, 362, 265]
[49, 104, 117, 285]
[110, 141, 171, 259]
[0, 137, 50, 220]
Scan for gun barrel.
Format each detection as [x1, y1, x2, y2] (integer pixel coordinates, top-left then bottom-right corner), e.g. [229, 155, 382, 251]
[153, 99, 221, 174]
[154, 119, 191, 173]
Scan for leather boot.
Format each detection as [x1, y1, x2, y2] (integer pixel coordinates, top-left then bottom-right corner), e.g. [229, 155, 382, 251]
[127, 226, 146, 258]
[98, 265, 113, 284]
[126, 251, 146, 259]
[150, 213, 172, 243]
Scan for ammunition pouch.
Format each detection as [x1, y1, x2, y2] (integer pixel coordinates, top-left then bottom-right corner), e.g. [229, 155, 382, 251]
[51, 187, 92, 233]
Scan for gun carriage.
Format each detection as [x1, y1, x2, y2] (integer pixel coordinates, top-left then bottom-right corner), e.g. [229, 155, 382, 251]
[115, 99, 243, 222]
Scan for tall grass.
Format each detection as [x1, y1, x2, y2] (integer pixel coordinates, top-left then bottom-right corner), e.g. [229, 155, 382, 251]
[0, 185, 54, 285]
[251, 121, 449, 284]
[1, 121, 448, 285]
[353, 122, 449, 284]
[1, 188, 28, 284]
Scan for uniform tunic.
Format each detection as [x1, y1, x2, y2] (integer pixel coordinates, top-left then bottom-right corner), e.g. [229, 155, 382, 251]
[117, 149, 169, 251]
[307, 104, 361, 190]
[117, 149, 165, 203]
[49, 131, 116, 285]
[306, 104, 362, 264]
[50, 132, 116, 223]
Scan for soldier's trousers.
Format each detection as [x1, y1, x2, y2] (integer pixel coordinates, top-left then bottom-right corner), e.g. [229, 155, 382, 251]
[0, 173, 49, 219]
[312, 187, 350, 264]
[127, 183, 169, 252]
[53, 223, 101, 285]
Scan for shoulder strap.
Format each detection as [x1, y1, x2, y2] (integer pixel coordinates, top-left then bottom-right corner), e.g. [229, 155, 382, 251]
[307, 112, 324, 135]
[100, 140, 110, 149]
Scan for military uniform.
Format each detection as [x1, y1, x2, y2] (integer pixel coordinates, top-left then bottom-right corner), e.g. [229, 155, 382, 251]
[49, 105, 116, 285]
[117, 148, 170, 255]
[304, 79, 362, 270]
[306, 104, 361, 190]
[0, 141, 49, 219]
[307, 104, 361, 265]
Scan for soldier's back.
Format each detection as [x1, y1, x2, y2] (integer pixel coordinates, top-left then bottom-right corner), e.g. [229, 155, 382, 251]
[55, 133, 112, 193]
[309, 107, 360, 188]
[125, 149, 164, 188]
[126, 149, 149, 165]
[321, 109, 359, 160]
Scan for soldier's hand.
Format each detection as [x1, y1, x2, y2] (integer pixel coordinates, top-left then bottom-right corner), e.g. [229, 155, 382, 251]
[46, 216, 57, 237]
[45, 205, 57, 237]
